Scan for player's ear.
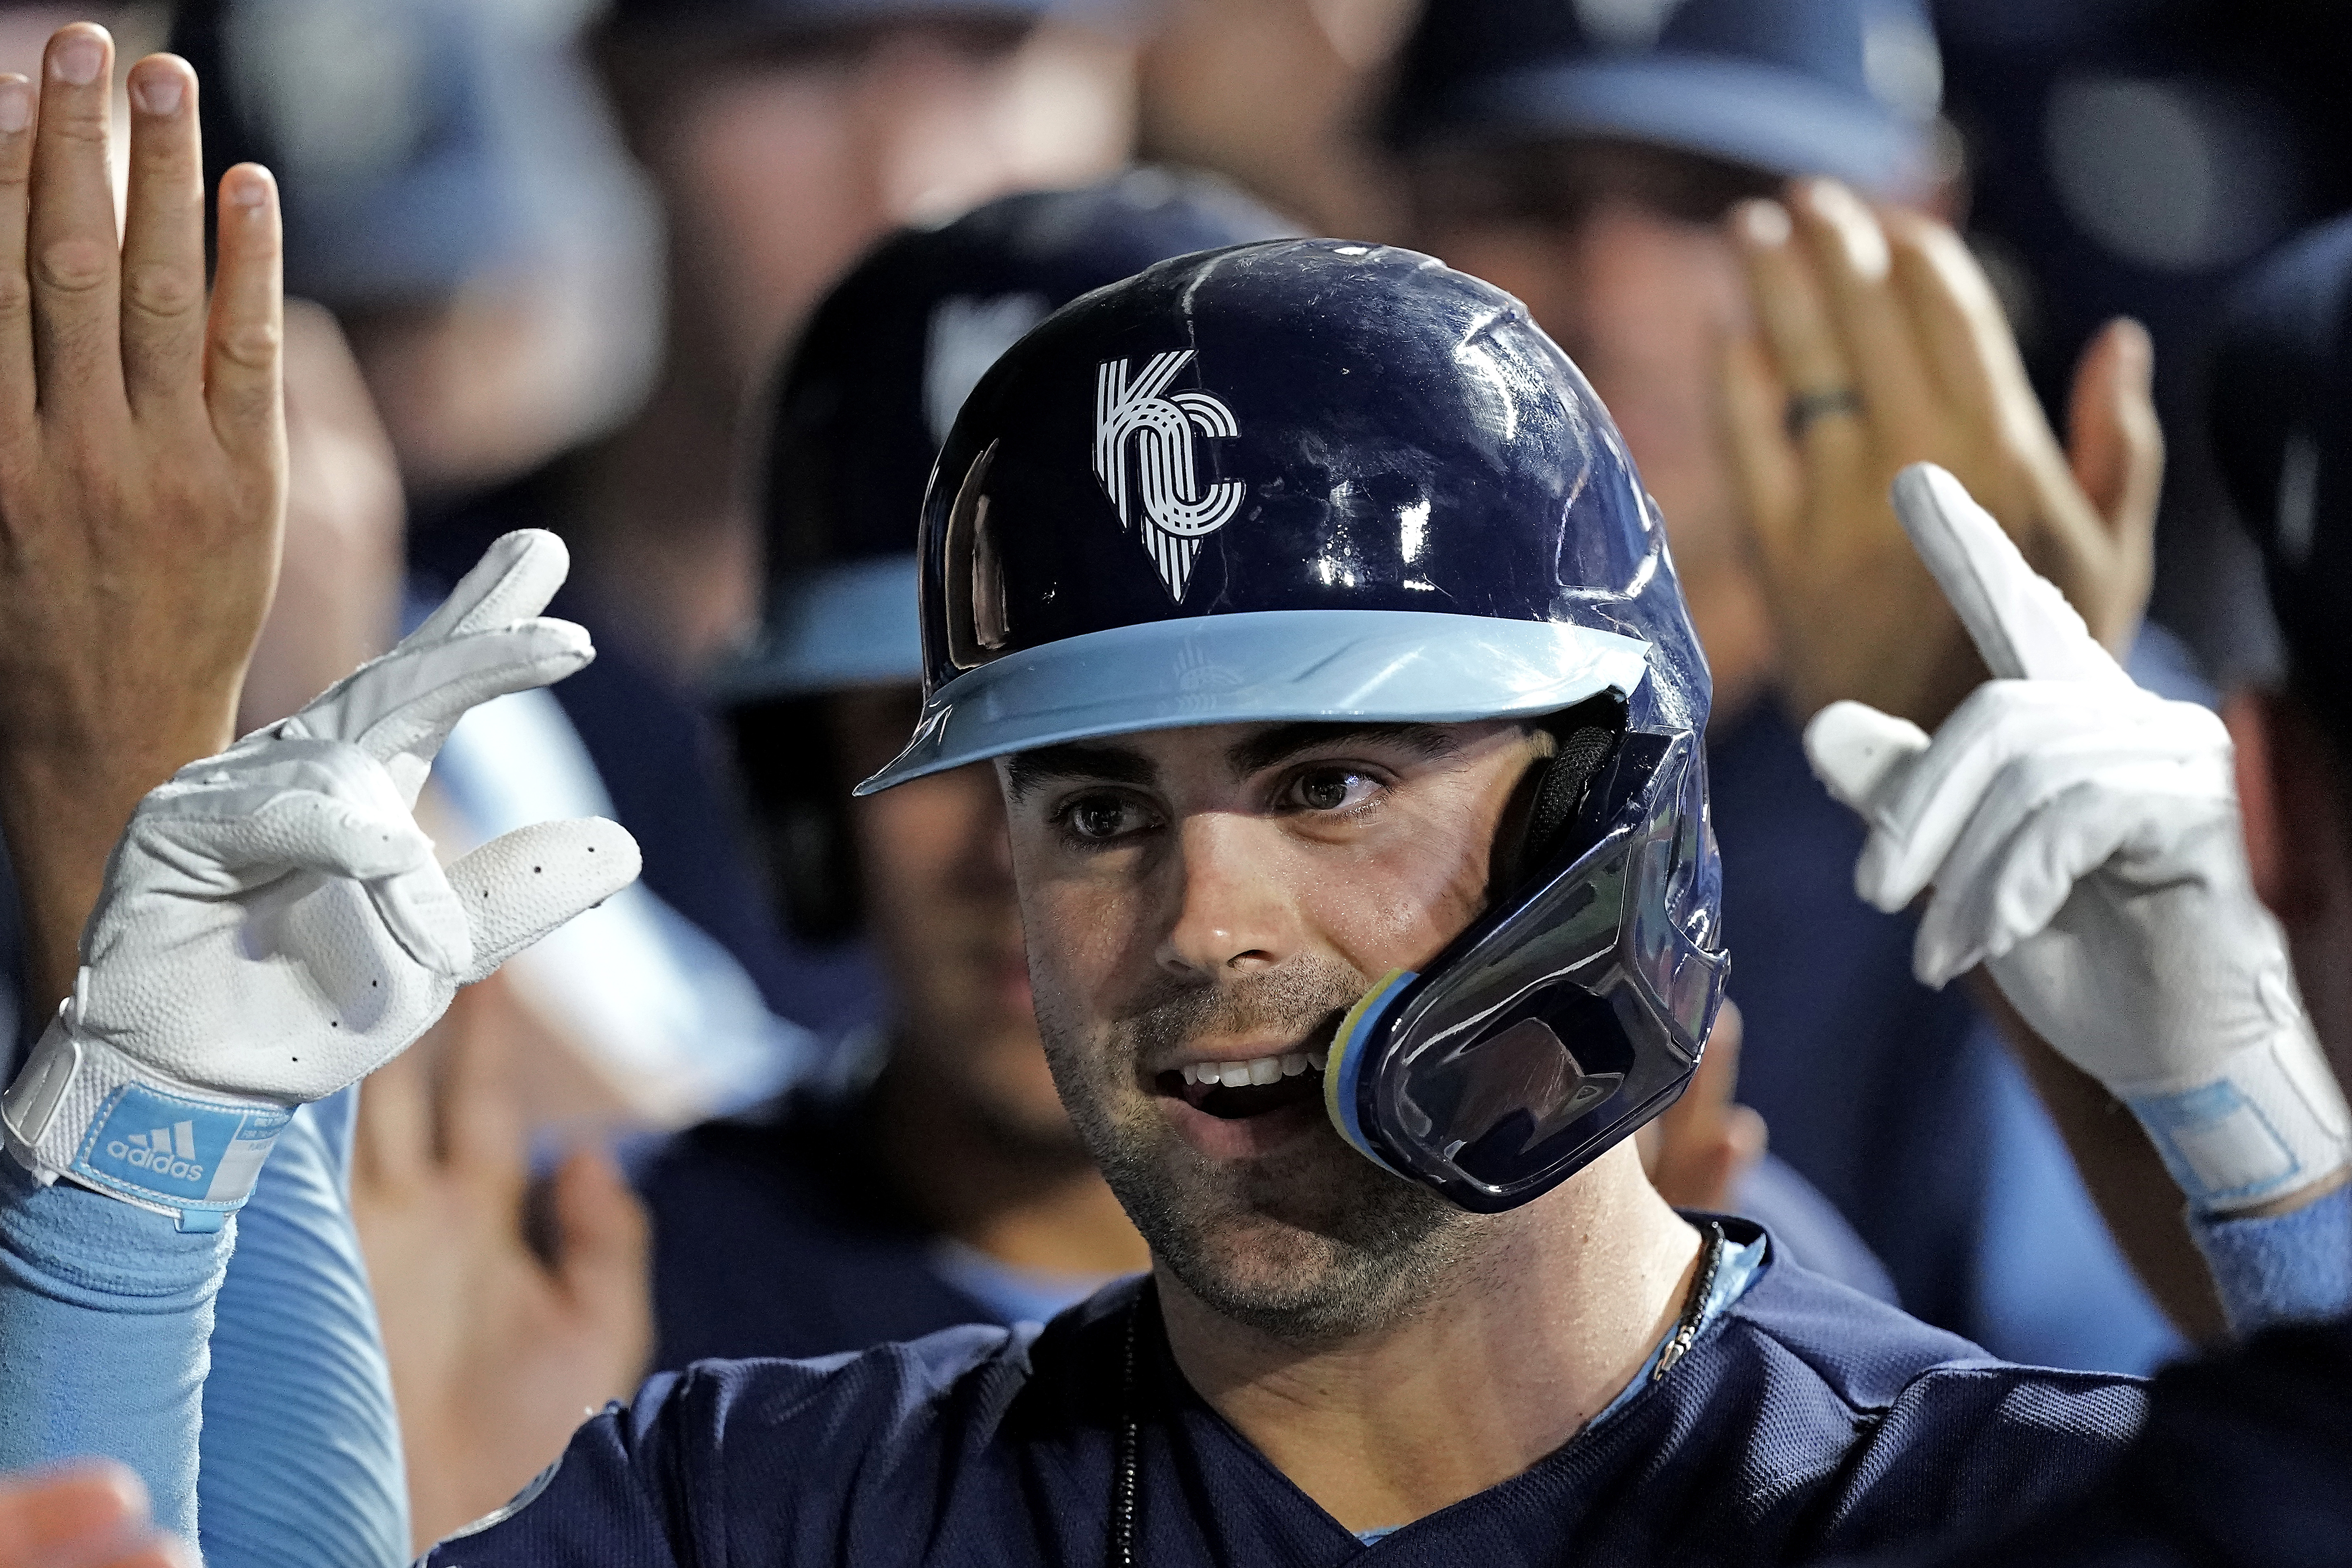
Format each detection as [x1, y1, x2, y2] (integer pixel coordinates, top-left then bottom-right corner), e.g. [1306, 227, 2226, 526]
[2226, 685, 2343, 927]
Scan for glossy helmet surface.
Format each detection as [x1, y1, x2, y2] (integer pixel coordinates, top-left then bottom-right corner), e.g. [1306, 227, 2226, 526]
[726, 169, 1294, 701]
[861, 239, 1728, 1210]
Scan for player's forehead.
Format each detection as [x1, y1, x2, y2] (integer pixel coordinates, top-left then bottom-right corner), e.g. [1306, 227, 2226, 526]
[999, 721, 1469, 802]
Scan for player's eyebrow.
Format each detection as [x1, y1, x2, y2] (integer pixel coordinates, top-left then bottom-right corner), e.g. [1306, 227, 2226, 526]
[1225, 722, 1461, 777]
[1002, 743, 1157, 802]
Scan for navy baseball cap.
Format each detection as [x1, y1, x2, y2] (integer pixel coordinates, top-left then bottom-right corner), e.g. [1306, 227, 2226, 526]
[2209, 213, 2352, 747]
[1384, 0, 1944, 196]
[175, 0, 649, 310]
[602, 0, 1090, 41]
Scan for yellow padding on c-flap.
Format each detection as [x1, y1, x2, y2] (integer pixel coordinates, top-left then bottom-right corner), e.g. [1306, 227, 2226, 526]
[1324, 968, 1412, 1145]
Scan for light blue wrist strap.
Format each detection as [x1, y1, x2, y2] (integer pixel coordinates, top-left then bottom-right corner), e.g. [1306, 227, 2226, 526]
[67, 1083, 289, 1232]
[4, 1024, 290, 1232]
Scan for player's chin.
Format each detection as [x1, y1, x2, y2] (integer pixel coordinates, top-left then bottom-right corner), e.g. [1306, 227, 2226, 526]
[1145, 1169, 1455, 1342]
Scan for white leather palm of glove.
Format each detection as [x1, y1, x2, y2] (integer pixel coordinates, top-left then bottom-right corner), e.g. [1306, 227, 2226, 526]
[1, 530, 641, 1229]
[1804, 465, 2351, 1215]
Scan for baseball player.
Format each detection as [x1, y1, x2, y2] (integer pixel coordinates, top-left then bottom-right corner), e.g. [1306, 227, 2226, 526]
[0, 239, 2163, 1563]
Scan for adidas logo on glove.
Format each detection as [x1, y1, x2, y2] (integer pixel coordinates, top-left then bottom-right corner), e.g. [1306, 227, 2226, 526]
[108, 1122, 203, 1181]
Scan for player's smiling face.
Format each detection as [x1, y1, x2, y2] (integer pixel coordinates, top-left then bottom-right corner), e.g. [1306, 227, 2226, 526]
[998, 718, 1543, 1339]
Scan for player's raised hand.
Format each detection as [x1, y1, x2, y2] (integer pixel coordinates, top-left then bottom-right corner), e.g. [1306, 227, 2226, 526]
[1722, 179, 2162, 729]
[0, 26, 290, 1017]
[0, 530, 641, 1232]
[1803, 464, 2350, 1216]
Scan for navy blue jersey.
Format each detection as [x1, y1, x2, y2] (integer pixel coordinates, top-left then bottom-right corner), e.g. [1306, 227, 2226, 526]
[429, 1225, 2145, 1567]
[638, 1089, 1897, 1371]
[1844, 1317, 2352, 1568]
[637, 1090, 1002, 1368]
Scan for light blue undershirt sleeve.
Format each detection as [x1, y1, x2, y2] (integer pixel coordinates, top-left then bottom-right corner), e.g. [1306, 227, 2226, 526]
[0, 1087, 408, 1566]
[925, 1237, 1116, 1328]
[2189, 1181, 2352, 1338]
[200, 1087, 408, 1567]
[0, 1152, 227, 1541]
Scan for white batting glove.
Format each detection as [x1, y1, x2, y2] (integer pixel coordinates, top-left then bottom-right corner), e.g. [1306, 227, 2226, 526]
[0, 531, 641, 1230]
[1803, 464, 2351, 1215]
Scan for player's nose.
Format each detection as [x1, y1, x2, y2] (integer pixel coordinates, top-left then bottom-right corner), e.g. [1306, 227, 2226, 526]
[1155, 814, 1297, 979]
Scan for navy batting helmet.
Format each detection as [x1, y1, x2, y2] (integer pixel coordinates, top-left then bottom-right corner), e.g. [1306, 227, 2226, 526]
[859, 239, 1729, 1212]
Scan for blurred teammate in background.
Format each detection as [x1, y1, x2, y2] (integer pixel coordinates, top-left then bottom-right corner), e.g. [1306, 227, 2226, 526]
[1379, 0, 2187, 1367]
[639, 171, 1281, 1364]
[172, 0, 818, 1127]
[398, 0, 1135, 1048]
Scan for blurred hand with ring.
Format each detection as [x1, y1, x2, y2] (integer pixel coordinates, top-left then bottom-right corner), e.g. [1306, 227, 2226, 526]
[1720, 179, 2163, 730]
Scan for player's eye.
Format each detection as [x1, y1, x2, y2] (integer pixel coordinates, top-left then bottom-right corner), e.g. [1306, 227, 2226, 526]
[1283, 766, 1380, 815]
[1056, 792, 1154, 844]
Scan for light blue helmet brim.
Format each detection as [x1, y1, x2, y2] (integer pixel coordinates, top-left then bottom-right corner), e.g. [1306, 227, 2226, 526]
[854, 609, 1653, 793]
[708, 556, 923, 703]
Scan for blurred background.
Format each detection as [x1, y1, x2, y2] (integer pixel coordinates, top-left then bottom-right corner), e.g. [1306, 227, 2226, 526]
[6, 3, 2347, 1521]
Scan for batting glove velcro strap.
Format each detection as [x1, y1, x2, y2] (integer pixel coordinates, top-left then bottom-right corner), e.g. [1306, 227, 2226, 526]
[2120, 1032, 2352, 1214]
[2, 1018, 290, 1232]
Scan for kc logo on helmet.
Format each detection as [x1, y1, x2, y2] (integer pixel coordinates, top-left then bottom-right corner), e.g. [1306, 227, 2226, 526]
[1092, 350, 1244, 601]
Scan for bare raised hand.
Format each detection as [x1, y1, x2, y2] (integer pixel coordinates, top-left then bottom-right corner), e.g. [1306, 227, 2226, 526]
[1639, 1000, 1766, 1212]
[0, 25, 285, 1016]
[353, 975, 652, 1554]
[1720, 179, 2161, 729]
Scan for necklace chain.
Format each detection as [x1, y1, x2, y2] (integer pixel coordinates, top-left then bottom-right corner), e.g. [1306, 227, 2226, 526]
[1108, 1304, 1140, 1568]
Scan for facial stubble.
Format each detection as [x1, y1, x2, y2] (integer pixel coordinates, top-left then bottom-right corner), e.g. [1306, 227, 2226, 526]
[1034, 957, 1485, 1344]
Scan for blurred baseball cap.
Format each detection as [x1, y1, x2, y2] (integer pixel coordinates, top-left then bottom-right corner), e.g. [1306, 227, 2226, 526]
[2209, 213, 2352, 743]
[601, 0, 1109, 43]
[176, 0, 657, 313]
[718, 167, 1293, 701]
[1383, 0, 1944, 196]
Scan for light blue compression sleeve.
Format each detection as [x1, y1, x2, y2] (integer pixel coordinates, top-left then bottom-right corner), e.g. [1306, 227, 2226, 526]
[0, 1087, 408, 1566]
[2190, 1180, 2352, 1338]
[0, 1150, 225, 1539]
[200, 1087, 408, 1566]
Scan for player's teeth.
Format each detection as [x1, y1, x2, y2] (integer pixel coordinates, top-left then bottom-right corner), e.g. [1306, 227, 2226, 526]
[1181, 1052, 1332, 1087]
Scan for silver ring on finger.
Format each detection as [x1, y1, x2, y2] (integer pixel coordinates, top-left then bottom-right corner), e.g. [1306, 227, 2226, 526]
[1785, 386, 1864, 439]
